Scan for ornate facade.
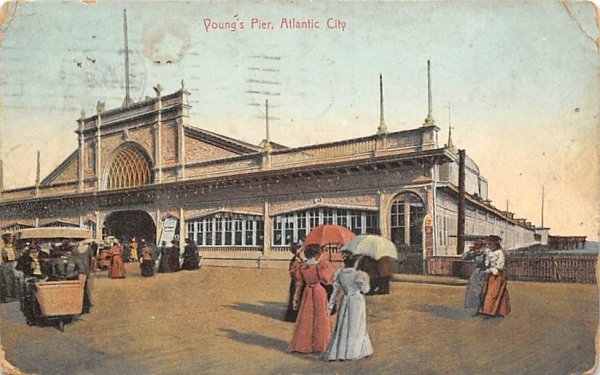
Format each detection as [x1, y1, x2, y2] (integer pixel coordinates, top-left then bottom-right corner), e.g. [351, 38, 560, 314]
[0, 88, 539, 268]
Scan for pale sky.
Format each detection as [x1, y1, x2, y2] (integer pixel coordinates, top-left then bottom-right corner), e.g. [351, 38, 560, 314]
[0, 1, 598, 240]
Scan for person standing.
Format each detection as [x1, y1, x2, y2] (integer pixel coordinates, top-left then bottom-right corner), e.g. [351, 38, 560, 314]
[323, 251, 374, 361]
[376, 256, 393, 295]
[72, 243, 93, 314]
[108, 241, 126, 279]
[128, 238, 139, 263]
[479, 235, 511, 317]
[461, 240, 488, 315]
[157, 241, 169, 273]
[168, 240, 181, 272]
[284, 242, 304, 322]
[1, 235, 19, 303]
[356, 256, 379, 295]
[181, 238, 200, 270]
[288, 246, 334, 354]
[140, 240, 155, 277]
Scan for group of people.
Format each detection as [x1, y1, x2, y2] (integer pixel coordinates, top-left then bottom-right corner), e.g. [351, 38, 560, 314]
[105, 237, 201, 279]
[461, 235, 511, 317]
[6, 240, 95, 319]
[285, 243, 374, 362]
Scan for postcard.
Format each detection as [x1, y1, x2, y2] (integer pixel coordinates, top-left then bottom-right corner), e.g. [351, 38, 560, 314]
[0, 1, 597, 374]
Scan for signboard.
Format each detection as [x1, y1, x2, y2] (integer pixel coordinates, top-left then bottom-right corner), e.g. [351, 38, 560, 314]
[158, 217, 178, 247]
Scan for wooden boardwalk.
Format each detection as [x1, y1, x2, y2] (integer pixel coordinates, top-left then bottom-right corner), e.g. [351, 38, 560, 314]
[0, 264, 597, 375]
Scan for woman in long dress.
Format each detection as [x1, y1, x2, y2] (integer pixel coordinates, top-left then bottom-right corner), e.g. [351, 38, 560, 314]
[140, 242, 154, 277]
[288, 246, 334, 354]
[108, 241, 126, 279]
[461, 240, 488, 314]
[479, 236, 511, 317]
[323, 251, 374, 361]
[284, 243, 303, 322]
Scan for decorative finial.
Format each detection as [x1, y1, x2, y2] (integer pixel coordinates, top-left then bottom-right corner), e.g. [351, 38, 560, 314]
[181, 79, 185, 90]
[447, 103, 455, 153]
[377, 73, 388, 135]
[153, 84, 163, 96]
[423, 60, 435, 126]
[96, 101, 105, 114]
[79, 108, 86, 120]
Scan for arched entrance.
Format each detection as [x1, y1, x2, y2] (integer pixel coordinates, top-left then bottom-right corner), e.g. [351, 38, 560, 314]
[103, 210, 156, 245]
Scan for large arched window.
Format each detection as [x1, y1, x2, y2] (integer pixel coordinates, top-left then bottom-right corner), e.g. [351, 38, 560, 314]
[105, 145, 152, 190]
[390, 192, 425, 248]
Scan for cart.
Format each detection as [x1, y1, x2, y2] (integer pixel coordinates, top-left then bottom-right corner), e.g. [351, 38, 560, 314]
[21, 275, 85, 332]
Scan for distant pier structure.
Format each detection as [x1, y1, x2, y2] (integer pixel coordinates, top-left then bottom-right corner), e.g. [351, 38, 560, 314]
[548, 235, 587, 250]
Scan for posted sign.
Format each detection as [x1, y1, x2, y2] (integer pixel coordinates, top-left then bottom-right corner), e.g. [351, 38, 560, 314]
[158, 217, 178, 247]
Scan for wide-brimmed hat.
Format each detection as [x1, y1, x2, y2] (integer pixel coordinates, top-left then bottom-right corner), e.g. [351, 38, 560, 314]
[487, 235, 502, 243]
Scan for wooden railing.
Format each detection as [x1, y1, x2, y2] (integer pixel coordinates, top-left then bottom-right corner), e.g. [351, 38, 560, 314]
[424, 254, 597, 284]
[506, 254, 596, 283]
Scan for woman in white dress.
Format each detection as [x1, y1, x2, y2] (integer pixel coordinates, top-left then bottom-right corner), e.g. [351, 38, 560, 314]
[323, 251, 374, 361]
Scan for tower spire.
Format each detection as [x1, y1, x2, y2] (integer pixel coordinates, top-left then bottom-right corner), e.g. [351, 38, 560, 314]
[35, 150, 41, 197]
[377, 73, 387, 135]
[423, 60, 435, 126]
[541, 185, 545, 227]
[447, 103, 455, 153]
[262, 99, 272, 153]
[122, 9, 133, 108]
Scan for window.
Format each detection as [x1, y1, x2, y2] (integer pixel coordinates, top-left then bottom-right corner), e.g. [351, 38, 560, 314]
[87, 143, 95, 170]
[271, 207, 379, 246]
[187, 213, 264, 247]
[390, 193, 425, 247]
[105, 145, 152, 190]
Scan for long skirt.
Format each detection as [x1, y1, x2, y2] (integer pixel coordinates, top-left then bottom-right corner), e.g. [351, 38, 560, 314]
[158, 253, 169, 273]
[284, 279, 304, 322]
[108, 256, 126, 278]
[181, 256, 199, 270]
[479, 271, 510, 317]
[140, 260, 154, 277]
[464, 269, 487, 310]
[323, 292, 373, 361]
[288, 284, 331, 354]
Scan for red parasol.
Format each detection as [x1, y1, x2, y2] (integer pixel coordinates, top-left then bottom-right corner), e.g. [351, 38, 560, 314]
[303, 225, 356, 247]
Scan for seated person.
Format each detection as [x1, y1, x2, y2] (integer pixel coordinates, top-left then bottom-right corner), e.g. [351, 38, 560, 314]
[16, 246, 49, 279]
[47, 245, 84, 281]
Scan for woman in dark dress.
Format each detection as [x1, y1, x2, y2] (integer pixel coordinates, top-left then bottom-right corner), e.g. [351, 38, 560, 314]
[168, 240, 181, 272]
[284, 243, 303, 322]
[140, 241, 154, 277]
[157, 241, 169, 273]
[181, 239, 200, 270]
[461, 240, 488, 315]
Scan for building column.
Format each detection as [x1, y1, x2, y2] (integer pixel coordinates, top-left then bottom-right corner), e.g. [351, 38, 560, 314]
[77, 119, 85, 192]
[95, 115, 102, 191]
[154, 96, 163, 183]
[95, 211, 104, 243]
[262, 200, 271, 257]
[377, 190, 388, 238]
[155, 209, 162, 246]
[176, 118, 185, 180]
[179, 207, 186, 252]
